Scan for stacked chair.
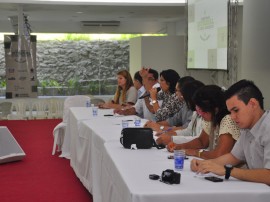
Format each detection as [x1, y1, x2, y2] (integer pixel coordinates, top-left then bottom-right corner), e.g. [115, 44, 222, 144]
[52, 95, 90, 155]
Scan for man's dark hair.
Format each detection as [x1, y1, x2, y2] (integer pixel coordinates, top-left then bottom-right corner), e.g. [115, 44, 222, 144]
[134, 71, 142, 84]
[148, 68, 159, 80]
[225, 79, 264, 109]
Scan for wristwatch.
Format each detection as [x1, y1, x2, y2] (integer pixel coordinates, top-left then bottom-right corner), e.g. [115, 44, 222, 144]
[152, 100, 157, 104]
[198, 149, 204, 158]
[224, 164, 234, 180]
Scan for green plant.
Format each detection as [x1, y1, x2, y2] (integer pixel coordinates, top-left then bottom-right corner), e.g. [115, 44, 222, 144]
[48, 80, 60, 87]
[101, 84, 117, 95]
[39, 79, 62, 95]
[39, 80, 49, 95]
[63, 34, 92, 41]
[66, 78, 83, 95]
[86, 81, 100, 95]
[51, 33, 167, 41]
[0, 80, 6, 88]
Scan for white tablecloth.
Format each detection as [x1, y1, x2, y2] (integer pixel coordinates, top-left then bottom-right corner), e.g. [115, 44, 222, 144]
[61, 107, 114, 158]
[62, 107, 144, 197]
[63, 107, 270, 202]
[74, 113, 145, 201]
[102, 141, 270, 202]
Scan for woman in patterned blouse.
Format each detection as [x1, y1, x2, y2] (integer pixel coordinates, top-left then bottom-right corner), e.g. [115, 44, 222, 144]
[148, 69, 183, 122]
[167, 85, 240, 160]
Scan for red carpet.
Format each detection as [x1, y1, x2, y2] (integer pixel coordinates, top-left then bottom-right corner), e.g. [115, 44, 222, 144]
[0, 120, 93, 202]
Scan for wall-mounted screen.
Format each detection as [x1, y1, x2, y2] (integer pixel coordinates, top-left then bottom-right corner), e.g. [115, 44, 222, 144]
[187, 0, 228, 70]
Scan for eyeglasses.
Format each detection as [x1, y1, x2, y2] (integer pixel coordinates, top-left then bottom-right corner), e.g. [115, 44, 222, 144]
[147, 77, 155, 81]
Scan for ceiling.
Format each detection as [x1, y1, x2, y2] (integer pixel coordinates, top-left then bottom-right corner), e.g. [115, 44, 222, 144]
[0, 1, 186, 34]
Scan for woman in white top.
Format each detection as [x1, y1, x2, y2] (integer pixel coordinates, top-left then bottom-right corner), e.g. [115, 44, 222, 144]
[167, 85, 240, 160]
[99, 69, 137, 109]
[156, 80, 205, 145]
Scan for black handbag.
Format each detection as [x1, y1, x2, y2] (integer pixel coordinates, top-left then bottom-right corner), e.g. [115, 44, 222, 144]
[120, 128, 165, 149]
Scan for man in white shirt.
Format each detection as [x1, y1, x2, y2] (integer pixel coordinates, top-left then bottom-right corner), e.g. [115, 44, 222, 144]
[133, 71, 146, 100]
[114, 68, 160, 121]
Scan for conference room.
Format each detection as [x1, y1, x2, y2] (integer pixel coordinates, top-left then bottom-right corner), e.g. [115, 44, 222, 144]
[0, 0, 270, 202]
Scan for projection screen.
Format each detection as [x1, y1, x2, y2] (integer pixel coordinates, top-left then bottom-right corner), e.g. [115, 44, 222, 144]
[187, 0, 228, 70]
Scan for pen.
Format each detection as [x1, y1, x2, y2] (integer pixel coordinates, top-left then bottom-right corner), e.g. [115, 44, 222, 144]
[104, 114, 114, 116]
[164, 127, 173, 133]
[155, 127, 173, 136]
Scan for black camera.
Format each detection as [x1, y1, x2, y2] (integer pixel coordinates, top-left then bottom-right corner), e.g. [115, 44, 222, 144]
[161, 169, 181, 184]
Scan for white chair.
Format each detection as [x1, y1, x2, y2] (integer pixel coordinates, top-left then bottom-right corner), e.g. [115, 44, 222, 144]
[7, 99, 30, 120]
[31, 99, 49, 119]
[0, 102, 12, 120]
[52, 95, 90, 155]
[90, 98, 105, 106]
[48, 98, 65, 119]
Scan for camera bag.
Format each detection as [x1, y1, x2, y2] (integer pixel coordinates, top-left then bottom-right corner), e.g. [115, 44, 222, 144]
[120, 128, 164, 149]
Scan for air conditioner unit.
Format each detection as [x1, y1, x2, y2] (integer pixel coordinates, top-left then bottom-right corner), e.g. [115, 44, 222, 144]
[81, 21, 120, 27]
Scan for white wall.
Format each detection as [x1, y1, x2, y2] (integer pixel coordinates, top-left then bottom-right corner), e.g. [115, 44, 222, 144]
[129, 36, 185, 78]
[240, 0, 270, 109]
[129, 37, 142, 78]
[129, 33, 240, 87]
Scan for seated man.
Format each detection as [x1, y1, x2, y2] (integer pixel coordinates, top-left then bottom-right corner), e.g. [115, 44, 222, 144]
[114, 68, 160, 121]
[190, 80, 270, 185]
[133, 71, 146, 102]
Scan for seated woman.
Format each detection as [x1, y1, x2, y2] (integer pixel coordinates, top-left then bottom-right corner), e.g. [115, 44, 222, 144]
[141, 68, 182, 122]
[144, 76, 196, 133]
[99, 69, 137, 109]
[167, 85, 240, 160]
[154, 80, 205, 145]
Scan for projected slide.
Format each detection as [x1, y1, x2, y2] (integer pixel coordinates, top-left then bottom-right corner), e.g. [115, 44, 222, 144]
[187, 0, 228, 70]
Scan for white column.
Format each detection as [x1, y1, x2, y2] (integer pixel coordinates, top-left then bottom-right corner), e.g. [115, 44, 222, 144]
[17, 5, 24, 37]
[241, 0, 270, 109]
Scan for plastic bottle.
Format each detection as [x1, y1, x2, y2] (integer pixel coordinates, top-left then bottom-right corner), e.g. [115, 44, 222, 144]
[86, 99, 91, 107]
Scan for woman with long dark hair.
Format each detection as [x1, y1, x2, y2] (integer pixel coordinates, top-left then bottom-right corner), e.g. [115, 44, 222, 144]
[167, 85, 240, 160]
[146, 69, 182, 122]
[154, 79, 204, 145]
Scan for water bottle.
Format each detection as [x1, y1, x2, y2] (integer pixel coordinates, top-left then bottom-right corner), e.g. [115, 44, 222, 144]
[86, 99, 91, 107]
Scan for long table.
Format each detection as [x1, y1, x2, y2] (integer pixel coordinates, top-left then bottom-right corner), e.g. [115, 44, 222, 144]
[63, 107, 270, 202]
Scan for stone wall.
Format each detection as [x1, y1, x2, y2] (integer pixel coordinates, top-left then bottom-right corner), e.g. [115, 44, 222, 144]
[0, 39, 130, 95]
